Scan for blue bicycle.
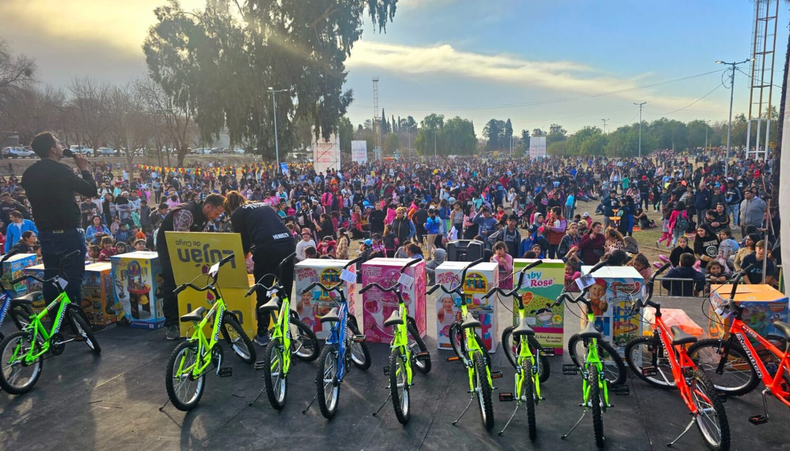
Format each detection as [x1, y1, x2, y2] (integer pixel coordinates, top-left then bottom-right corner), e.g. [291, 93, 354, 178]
[302, 274, 371, 419]
[0, 250, 36, 341]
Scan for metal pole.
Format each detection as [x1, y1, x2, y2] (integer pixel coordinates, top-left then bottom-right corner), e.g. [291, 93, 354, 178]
[272, 93, 280, 175]
[704, 121, 708, 151]
[634, 102, 646, 157]
[434, 131, 437, 158]
[724, 64, 735, 178]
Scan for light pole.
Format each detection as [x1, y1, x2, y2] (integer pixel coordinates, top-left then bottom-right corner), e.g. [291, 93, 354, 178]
[268, 86, 288, 175]
[434, 130, 437, 158]
[601, 118, 610, 134]
[704, 119, 710, 152]
[716, 58, 751, 178]
[634, 102, 647, 157]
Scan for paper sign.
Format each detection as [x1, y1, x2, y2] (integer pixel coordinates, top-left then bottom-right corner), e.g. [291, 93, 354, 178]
[398, 273, 414, 288]
[208, 262, 220, 278]
[56, 277, 68, 291]
[575, 274, 594, 291]
[340, 269, 357, 284]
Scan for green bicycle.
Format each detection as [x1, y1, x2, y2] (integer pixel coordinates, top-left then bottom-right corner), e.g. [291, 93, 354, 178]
[0, 250, 100, 395]
[249, 252, 320, 410]
[483, 259, 550, 440]
[363, 258, 432, 424]
[427, 258, 502, 431]
[163, 253, 256, 412]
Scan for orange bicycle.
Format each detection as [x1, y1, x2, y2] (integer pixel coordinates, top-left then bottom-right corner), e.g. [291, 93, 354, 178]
[688, 263, 790, 426]
[624, 263, 730, 450]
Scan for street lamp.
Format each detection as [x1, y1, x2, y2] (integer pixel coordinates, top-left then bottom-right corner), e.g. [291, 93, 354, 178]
[433, 130, 437, 158]
[633, 102, 647, 157]
[268, 86, 289, 175]
[716, 58, 752, 178]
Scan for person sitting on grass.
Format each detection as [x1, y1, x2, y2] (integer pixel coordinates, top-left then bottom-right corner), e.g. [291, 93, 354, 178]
[662, 253, 705, 297]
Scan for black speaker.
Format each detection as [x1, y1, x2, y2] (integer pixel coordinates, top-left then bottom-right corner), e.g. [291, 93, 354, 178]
[447, 239, 484, 262]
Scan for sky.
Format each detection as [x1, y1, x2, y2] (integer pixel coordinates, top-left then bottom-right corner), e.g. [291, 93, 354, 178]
[1, 0, 787, 136]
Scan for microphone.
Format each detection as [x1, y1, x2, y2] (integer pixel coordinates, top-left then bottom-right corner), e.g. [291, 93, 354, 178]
[63, 148, 74, 157]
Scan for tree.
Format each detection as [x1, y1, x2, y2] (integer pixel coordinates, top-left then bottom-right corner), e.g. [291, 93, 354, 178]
[532, 128, 546, 137]
[135, 77, 196, 166]
[383, 132, 400, 155]
[421, 113, 444, 131]
[483, 119, 506, 151]
[0, 39, 35, 96]
[381, 109, 390, 134]
[547, 141, 567, 156]
[547, 123, 567, 146]
[105, 83, 149, 175]
[143, 0, 397, 160]
[338, 116, 353, 153]
[69, 77, 110, 153]
[443, 116, 477, 155]
[565, 126, 601, 155]
[504, 118, 513, 150]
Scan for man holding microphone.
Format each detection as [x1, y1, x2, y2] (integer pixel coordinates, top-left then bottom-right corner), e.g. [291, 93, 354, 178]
[22, 132, 97, 308]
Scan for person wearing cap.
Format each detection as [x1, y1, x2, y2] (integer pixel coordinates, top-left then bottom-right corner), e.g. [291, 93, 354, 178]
[472, 206, 498, 243]
[581, 212, 592, 228]
[296, 229, 316, 261]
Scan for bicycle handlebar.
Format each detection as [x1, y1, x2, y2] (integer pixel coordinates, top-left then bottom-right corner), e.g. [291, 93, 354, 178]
[11, 274, 45, 285]
[729, 263, 753, 300]
[301, 281, 347, 302]
[628, 263, 672, 316]
[484, 259, 545, 301]
[427, 257, 486, 296]
[173, 282, 213, 296]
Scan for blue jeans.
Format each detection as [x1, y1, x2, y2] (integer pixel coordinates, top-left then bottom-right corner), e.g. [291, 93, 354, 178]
[728, 203, 740, 227]
[38, 229, 87, 305]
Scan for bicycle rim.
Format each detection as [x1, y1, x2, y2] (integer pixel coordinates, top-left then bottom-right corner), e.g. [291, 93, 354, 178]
[171, 346, 203, 407]
[346, 326, 367, 366]
[268, 343, 286, 405]
[690, 371, 728, 449]
[225, 323, 251, 361]
[688, 339, 757, 395]
[570, 336, 624, 385]
[289, 323, 313, 359]
[321, 349, 339, 412]
[0, 332, 41, 392]
[390, 350, 409, 423]
[626, 337, 675, 388]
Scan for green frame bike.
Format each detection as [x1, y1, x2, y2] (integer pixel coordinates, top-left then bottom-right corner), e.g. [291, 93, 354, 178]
[0, 249, 100, 395]
[427, 258, 502, 431]
[363, 258, 432, 425]
[163, 253, 256, 412]
[483, 259, 550, 440]
[249, 252, 320, 411]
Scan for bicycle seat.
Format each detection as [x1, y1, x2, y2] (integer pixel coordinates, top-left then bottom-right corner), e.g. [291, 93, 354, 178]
[320, 308, 340, 324]
[670, 325, 697, 346]
[384, 310, 403, 328]
[180, 306, 206, 323]
[773, 322, 790, 345]
[512, 318, 536, 337]
[11, 291, 42, 306]
[460, 313, 481, 330]
[578, 321, 602, 339]
[257, 297, 281, 314]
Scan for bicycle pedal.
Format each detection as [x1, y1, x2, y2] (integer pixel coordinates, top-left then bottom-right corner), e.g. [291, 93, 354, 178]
[749, 415, 768, 425]
[446, 356, 461, 362]
[382, 366, 390, 376]
[540, 348, 556, 357]
[612, 384, 630, 396]
[217, 367, 233, 378]
[414, 351, 431, 362]
[562, 364, 579, 375]
[253, 361, 266, 371]
[352, 334, 366, 343]
[499, 392, 515, 402]
[490, 370, 504, 379]
[641, 366, 658, 377]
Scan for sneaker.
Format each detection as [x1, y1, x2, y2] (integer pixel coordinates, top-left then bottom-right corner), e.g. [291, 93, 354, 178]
[166, 325, 181, 341]
[254, 334, 270, 347]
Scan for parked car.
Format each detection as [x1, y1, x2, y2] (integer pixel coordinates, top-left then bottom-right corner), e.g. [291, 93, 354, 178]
[69, 145, 94, 157]
[97, 147, 116, 156]
[2, 147, 36, 159]
[233, 148, 245, 155]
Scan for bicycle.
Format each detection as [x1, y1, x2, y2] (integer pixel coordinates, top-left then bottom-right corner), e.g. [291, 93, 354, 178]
[302, 273, 371, 420]
[0, 250, 36, 340]
[427, 258, 502, 431]
[483, 259, 550, 440]
[363, 258, 432, 424]
[624, 262, 730, 450]
[0, 250, 100, 395]
[687, 263, 790, 427]
[162, 253, 256, 411]
[248, 252, 321, 410]
[553, 260, 628, 449]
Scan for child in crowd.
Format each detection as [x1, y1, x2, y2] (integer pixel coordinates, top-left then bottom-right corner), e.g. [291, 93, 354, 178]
[133, 239, 148, 251]
[383, 225, 397, 258]
[115, 241, 128, 255]
[704, 260, 728, 295]
[669, 236, 694, 267]
[631, 254, 653, 280]
[88, 245, 100, 261]
[98, 237, 116, 261]
[295, 229, 316, 261]
[304, 246, 318, 259]
[564, 261, 581, 292]
[491, 242, 513, 290]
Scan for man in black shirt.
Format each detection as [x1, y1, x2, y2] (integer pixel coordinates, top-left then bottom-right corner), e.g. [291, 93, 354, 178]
[0, 192, 30, 234]
[22, 132, 97, 308]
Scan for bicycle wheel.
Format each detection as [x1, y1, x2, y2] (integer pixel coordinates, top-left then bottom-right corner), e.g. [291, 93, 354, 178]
[522, 359, 537, 441]
[502, 327, 551, 383]
[346, 316, 370, 370]
[9, 301, 34, 330]
[390, 348, 410, 424]
[0, 330, 43, 395]
[472, 352, 495, 430]
[68, 309, 101, 355]
[221, 313, 256, 364]
[589, 365, 605, 449]
[449, 322, 463, 358]
[568, 334, 625, 386]
[407, 318, 431, 374]
[687, 338, 759, 396]
[262, 338, 287, 410]
[316, 344, 340, 419]
[165, 341, 205, 411]
[625, 336, 675, 388]
[689, 369, 730, 450]
[289, 316, 319, 361]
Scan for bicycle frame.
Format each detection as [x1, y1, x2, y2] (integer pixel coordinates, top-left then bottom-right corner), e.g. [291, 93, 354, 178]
[581, 311, 610, 408]
[457, 299, 494, 389]
[647, 314, 704, 413]
[391, 300, 413, 385]
[268, 295, 293, 377]
[0, 291, 13, 327]
[326, 301, 350, 382]
[180, 297, 228, 378]
[16, 291, 71, 363]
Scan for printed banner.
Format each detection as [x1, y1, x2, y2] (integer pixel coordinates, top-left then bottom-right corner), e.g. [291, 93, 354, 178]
[351, 140, 368, 163]
[313, 133, 340, 174]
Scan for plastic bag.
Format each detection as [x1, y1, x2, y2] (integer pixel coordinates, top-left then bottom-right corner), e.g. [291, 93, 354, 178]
[642, 307, 705, 338]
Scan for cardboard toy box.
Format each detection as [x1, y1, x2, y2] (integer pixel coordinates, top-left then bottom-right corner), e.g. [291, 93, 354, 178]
[361, 258, 426, 344]
[22, 263, 47, 314]
[580, 266, 645, 357]
[434, 262, 499, 353]
[82, 262, 120, 326]
[708, 284, 789, 353]
[111, 252, 165, 330]
[512, 259, 566, 355]
[294, 259, 357, 340]
[1, 253, 37, 297]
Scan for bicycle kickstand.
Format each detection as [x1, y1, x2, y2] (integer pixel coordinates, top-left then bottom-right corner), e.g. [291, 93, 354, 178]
[562, 409, 587, 440]
[453, 393, 475, 426]
[372, 393, 392, 416]
[249, 386, 264, 407]
[158, 398, 171, 411]
[667, 416, 696, 447]
[498, 403, 521, 436]
[302, 395, 316, 414]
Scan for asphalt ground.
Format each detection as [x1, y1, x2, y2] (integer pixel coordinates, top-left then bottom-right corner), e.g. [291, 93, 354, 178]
[1, 294, 789, 451]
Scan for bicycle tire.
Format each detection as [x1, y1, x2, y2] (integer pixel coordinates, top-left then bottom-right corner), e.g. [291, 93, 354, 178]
[165, 341, 205, 411]
[523, 359, 537, 441]
[589, 365, 605, 449]
[473, 352, 495, 430]
[449, 322, 463, 358]
[316, 343, 340, 419]
[689, 369, 730, 450]
[502, 326, 551, 383]
[289, 316, 319, 361]
[68, 309, 101, 355]
[221, 313, 255, 364]
[346, 316, 371, 370]
[0, 330, 43, 395]
[9, 301, 34, 330]
[624, 336, 675, 388]
[407, 318, 431, 374]
[687, 338, 760, 396]
[390, 348, 410, 424]
[262, 338, 287, 410]
[567, 334, 625, 386]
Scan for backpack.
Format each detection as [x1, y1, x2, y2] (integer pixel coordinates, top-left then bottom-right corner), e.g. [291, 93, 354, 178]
[674, 212, 689, 232]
